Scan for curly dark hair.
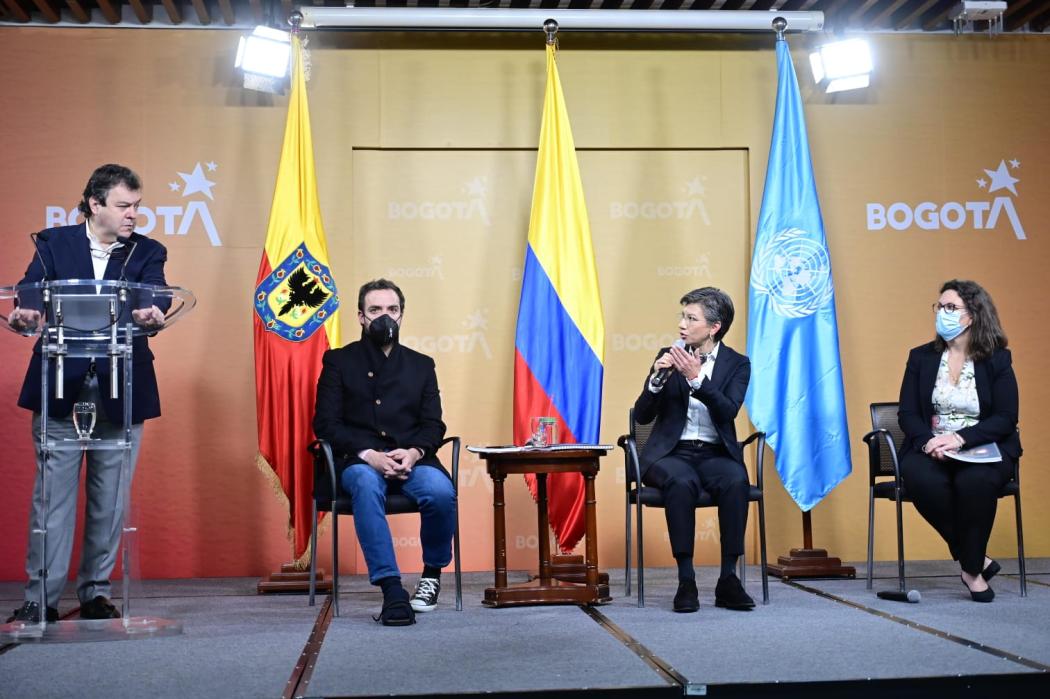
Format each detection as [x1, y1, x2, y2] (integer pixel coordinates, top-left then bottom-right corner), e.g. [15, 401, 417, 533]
[934, 279, 1007, 362]
[78, 164, 142, 218]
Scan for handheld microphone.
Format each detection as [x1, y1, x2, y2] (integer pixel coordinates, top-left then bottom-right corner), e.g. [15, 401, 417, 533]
[29, 230, 54, 280]
[877, 589, 921, 603]
[651, 339, 687, 388]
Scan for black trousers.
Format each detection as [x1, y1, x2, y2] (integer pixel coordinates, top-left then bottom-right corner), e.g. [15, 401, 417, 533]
[642, 442, 749, 560]
[899, 450, 1013, 575]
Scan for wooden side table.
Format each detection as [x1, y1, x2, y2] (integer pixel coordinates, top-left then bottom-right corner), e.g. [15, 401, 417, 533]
[476, 448, 611, 607]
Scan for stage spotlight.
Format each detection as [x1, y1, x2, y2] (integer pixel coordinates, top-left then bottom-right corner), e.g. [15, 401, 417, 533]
[809, 39, 873, 94]
[235, 26, 293, 94]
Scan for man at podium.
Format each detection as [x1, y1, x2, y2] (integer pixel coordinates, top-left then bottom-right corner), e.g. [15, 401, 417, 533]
[6, 164, 168, 624]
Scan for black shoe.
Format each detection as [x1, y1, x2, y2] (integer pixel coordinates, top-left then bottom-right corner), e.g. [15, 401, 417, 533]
[373, 586, 416, 626]
[6, 601, 59, 624]
[715, 573, 755, 610]
[673, 579, 700, 613]
[80, 595, 121, 620]
[961, 577, 994, 603]
[981, 560, 1001, 582]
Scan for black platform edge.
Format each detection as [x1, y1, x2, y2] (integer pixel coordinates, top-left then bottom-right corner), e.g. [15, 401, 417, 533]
[693, 672, 1050, 697]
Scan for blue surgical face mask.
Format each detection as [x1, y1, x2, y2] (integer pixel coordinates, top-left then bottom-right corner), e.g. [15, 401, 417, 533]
[936, 309, 966, 341]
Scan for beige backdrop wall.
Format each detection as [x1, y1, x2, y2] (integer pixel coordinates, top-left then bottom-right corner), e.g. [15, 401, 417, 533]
[0, 29, 1046, 582]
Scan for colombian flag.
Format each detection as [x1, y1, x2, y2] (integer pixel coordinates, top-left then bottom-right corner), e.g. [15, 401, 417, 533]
[253, 36, 341, 566]
[513, 43, 605, 553]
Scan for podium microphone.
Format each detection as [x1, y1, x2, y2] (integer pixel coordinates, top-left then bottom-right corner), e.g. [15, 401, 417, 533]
[651, 339, 687, 388]
[877, 589, 921, 603]
[29, 230, 54, 280]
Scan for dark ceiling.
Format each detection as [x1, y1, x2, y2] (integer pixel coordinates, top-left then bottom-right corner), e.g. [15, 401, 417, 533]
[1, 1, 1048, 34]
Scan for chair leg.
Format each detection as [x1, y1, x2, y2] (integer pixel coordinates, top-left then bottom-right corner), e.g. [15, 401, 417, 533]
[332, 506, 340, 618]
[738, 528, 746, 590]
[758, 496, 769, 605]
[894, 493, 906, 593]
[1014, 493, 1027, 598]
[866, 489, 875, 590]
[624, 490, 632, 597]
[637, 501, 645, 608]
[454, 516, 463, 612]
[309, 502, 319, 607]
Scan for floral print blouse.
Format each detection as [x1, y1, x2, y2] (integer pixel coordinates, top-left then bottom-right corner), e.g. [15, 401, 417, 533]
[931, 350, 980, 434]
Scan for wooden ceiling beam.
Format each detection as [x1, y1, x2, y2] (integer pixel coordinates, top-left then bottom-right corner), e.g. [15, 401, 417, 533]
[95, 0, 122, 23]
[127, 0, 153, 22]
[1031, 8, 1050, 31]
[893, 0, 940, 29]
[64, 0, 90, 22]
[1, 0, 32, 22]
[1004, 0, 1035, 19]
[217, 0, 235, 24]
[919, 0, 954, 30]
[161, 0, 184, 23]
[1005, 1, 1050, 30]
[248, 0, 263, 23]
[869, 0, 909, 25]
[847, 0, 882, 24]
[32, 0, 63, 22]
[190, 0, 210, 24]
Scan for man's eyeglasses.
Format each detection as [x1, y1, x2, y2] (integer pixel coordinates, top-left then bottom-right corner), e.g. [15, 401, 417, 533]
[932, 303, 966, 314]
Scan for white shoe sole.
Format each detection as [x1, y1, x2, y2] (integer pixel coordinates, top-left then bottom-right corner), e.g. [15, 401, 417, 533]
[410, 600, 437, 612]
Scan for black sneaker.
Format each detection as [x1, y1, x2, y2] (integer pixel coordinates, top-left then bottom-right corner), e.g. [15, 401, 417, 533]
[410, 577, 441, 612]
[7, 601, 59, 624]
[714, 573, 755, 610]
[80, 595, 120, 620]
[673, 579, 700, 613]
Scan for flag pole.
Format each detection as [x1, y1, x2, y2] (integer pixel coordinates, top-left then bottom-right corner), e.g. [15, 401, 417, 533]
[758, 18, 855, 581]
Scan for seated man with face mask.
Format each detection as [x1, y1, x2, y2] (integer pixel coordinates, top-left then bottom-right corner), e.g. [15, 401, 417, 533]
[313, 278, 456, 625]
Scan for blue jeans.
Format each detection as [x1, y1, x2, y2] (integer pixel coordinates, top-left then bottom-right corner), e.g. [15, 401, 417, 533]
[340, 463, 457, 584]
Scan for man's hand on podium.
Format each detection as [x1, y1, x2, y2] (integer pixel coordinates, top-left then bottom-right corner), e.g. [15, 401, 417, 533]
[8, 308, 41, 332]
[132, 305, 165, 330]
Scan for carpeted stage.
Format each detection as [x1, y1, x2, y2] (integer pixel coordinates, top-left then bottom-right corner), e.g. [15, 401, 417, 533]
[2, 560, 1048, 698]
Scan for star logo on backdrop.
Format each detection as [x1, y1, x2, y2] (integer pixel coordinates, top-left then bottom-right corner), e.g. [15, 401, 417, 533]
[463, 309, 488, 331]
[168, 182, 181, 192]
[982, 159, 1020, 196]
[206, 161, 218, 172]
[464, 176, 487, 198]
[178, 162, 217, 200]
[1009, 158, 1021, 169]
[685, 177, 706, 196]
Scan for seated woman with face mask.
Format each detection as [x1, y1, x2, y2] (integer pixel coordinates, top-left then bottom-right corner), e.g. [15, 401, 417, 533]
[897, 279, 1021, 603]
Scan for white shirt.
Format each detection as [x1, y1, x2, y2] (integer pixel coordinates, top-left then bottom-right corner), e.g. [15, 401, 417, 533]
[85, 219, 125, 280]
[649, 342, 722, 444]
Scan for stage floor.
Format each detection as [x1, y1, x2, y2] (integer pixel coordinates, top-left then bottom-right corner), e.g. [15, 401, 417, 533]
[2, 560, 1048, 698]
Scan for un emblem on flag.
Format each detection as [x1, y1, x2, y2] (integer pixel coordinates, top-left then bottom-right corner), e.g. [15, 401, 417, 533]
[751, 228, 834, 319]
[255, 243, 339, 342]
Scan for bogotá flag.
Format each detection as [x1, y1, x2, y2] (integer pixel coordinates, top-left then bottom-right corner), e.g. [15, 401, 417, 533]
[513, 43, 605, 553]
[254, 35, 341, 566]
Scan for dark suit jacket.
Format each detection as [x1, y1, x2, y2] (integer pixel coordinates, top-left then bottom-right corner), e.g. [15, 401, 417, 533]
[16, 223, 168, 424]
[313, 338, 447, 482]
[897, 341, 1022, 461]
[633, 343, 751, 480]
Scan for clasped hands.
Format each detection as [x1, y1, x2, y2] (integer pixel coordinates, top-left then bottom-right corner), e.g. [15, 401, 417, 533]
[364, 448, 421, 481]
[922, 432, 965, 461]
[653, 344, 704, 383]
[7, 305, 165, 332]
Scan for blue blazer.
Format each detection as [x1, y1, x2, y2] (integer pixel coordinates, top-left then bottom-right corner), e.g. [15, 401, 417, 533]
[897, 341, 1022, 461]
[632, 343, 751, 479]
[16, 223, 168, 424]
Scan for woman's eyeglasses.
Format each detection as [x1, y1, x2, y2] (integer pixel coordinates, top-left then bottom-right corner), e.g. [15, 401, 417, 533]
[932, 303, 966, 313]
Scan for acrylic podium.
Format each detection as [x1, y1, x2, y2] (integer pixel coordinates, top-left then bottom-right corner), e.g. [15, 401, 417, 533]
[0, 279, 195, 643]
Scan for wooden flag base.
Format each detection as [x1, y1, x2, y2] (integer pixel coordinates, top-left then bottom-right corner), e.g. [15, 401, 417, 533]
[766, 511, 855, 580]
[530, 553, 610, 586]
[257, 563, 332, 594]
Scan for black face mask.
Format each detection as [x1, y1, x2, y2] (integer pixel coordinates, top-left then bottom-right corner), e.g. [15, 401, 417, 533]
[365, 314, 399, 347]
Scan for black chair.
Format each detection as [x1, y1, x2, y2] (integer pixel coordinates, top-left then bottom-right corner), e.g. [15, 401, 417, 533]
[864, 401, 1027, 596]
[307, 437, 463, 616]
[618, 409, 769, 607]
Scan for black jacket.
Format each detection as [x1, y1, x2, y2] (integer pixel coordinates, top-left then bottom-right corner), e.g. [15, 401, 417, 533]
[313, 338, 447, 479]
[897, 341, 1022, 461]
[633, 343, 751, 479]
[16, 223, 167, 424]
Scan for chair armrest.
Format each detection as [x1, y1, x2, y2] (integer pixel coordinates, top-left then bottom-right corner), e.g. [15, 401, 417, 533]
[618, 435, 643, 488]
[308, 439, 339, 505]
[862, 429, 903, 484]
[440, 436, 461, 493]
[741, 431, 766, 491]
